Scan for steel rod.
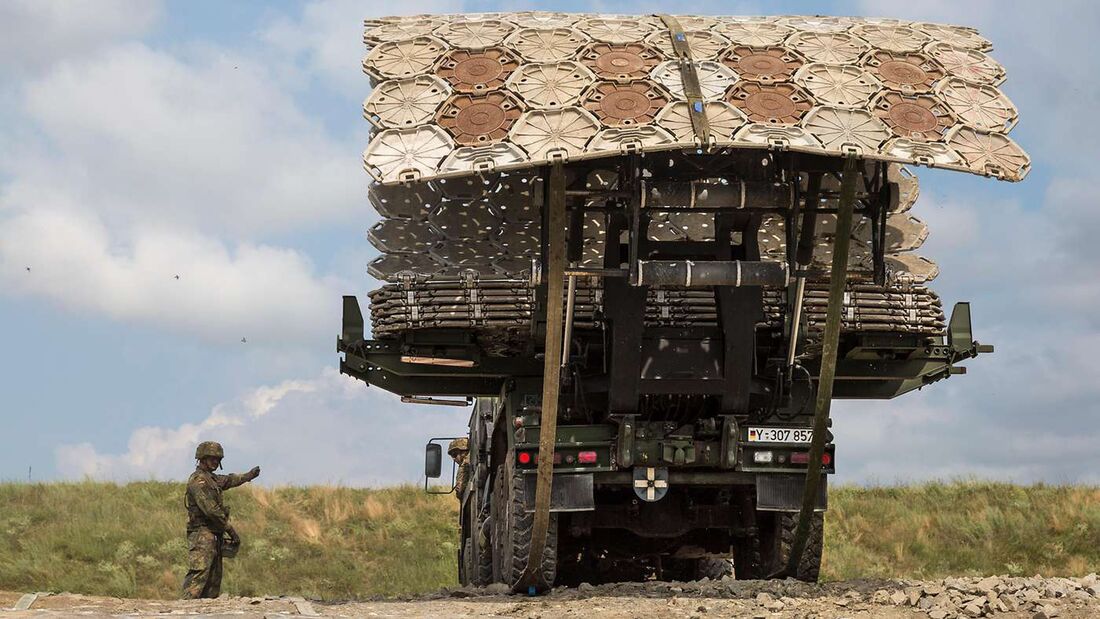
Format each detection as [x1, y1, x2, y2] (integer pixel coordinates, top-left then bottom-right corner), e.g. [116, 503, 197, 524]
[562, 266, 577, 367]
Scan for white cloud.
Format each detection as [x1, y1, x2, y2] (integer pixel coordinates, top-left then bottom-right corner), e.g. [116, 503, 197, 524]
[4, 43, 362, 237]
[0, 0, 162, 76]
[0, 207, 343, 345]
[260, 0, 464, 97]
[56, 367, 472, 486]
[0, 16, 371, 342]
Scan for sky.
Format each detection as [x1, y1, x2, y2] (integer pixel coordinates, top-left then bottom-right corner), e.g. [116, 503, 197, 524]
[1, 0, 1098, 487]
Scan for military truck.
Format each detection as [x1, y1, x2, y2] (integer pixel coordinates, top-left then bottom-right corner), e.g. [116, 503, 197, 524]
[339, 12, 1028, 590]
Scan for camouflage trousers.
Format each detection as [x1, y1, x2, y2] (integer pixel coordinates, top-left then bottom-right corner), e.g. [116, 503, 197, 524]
[181, 529, 222, 599]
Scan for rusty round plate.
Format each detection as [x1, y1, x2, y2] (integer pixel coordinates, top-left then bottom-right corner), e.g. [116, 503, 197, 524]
[438, 92, 524, 145]
[437, 47, 521, 93]
[727, 82, 815, 125]
[863, 50, 944, 94]
[720, 46, 804, 82]
[583, 81, 669, 126]
[581, 42, 662, 81]
[872, 92, 956, 141]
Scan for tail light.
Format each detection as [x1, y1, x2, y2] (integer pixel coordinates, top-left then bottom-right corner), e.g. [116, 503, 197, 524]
[790, 452, 833, 465]
[578, 451, 597, 464]
[517, 451, 532, 464]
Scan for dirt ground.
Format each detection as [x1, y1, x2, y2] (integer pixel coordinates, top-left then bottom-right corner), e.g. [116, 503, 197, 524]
[3, 575, 1099, 618]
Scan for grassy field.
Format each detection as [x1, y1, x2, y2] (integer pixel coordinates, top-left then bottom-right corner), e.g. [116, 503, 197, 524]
[0, 481, 1096, 600]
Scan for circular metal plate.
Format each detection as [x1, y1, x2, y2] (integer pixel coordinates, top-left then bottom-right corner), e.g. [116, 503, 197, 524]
[438, 47, 521, 93]
[916, 22, 992, 51]
[505, 28, 589, 62]
[727, 82, 815, 125]
[925, 43, 1005, 85]
[583, 81, 670, 126]
[363, 36, 447, 80]
[801, 106, 892, 154]
[429, 198, 502, 239]
[645, 30, 732, 61]
[588, 125, 676, 152]
[651, 60, 739, 101]
[495, 220, 541, 255]
[945, 126, 1030, 179]
[368, 182, 441, 220]
[578, 18, 657, 45]
[369, 219, 438, 253]
[863, 50, 944, 94]
[363, 125, 455, 183]
[582, 43, 662, 81]
[506, 61, 596, 109]
[511, 12, 579, 29]
[936, 78, 1017, 132]
[509, 106, 601, 160]
[438, 92, 524, 145]
[439, 143, 528, 175]
[716, 21, 793, 46]
[886, 254, 939, 283]
[793, 62, 881, 106]
[872, 92, 956, 141]
[786, 31, 869, 64]
[433, 19, 515, 49]
[655, 101, 748, 145]
[364, 18, 442, 45]
[368, 252, 443, 280]
[720, 46, 804, 82]
[364, 75, 451, 129]
[850, 24, 931, 52]
[780, 16, 852, 33]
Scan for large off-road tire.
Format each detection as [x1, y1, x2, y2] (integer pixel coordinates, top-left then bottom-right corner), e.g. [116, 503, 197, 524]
[737, 511, 823, 582]
[491, 463, 557, 591]
[695, 557, 736, 580]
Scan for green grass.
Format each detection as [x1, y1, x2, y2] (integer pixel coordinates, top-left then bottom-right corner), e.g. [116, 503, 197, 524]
[0, 481, 1096, 599]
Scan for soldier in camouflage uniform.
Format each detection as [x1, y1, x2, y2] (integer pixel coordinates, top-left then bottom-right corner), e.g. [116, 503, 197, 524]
[181, 441, 260, 599]
[448, 437, 469, 496]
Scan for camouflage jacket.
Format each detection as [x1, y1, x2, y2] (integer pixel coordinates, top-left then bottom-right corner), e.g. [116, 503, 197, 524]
[185, 467, 250, 534]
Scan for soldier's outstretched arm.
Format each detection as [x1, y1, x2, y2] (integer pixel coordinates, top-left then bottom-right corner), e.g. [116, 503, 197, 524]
[190, 477, 230, 532]
[214, 466, 260, 490]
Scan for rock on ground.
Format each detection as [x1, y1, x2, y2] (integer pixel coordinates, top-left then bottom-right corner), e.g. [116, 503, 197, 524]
[2, 575, 1099, 618]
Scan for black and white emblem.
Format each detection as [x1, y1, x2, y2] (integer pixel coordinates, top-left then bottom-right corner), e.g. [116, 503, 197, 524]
[633, 466, 669, 502]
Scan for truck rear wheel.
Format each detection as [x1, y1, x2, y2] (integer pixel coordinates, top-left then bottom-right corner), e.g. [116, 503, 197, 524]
[491, 463, 557, 591]
[737, 511, 822, 582]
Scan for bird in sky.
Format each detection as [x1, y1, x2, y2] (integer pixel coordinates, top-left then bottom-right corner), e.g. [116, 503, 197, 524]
[174, 274, 180, 280]
[241, 337, 247, 344]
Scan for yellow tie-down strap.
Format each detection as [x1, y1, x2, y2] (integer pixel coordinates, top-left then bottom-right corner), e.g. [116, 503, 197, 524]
[656, 14, 711, 147]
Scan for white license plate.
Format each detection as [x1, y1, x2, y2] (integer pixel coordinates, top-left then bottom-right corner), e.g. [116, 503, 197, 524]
[747, 427, 813, 444]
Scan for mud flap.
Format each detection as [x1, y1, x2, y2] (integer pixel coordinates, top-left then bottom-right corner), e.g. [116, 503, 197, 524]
[757, 473, 828, 512]
[523, 473, 594, 513]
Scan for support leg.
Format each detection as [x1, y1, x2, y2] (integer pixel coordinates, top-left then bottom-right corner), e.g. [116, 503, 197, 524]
[520, 161, 566, 592]
[781, 156, 859, 576]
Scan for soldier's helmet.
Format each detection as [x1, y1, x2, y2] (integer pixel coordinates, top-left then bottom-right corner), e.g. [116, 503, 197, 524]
[195, 441, 225, 460]
[447, 437, 469, 457]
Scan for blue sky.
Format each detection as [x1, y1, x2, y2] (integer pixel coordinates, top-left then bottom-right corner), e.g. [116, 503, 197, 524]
[1, 1, 1097, 486]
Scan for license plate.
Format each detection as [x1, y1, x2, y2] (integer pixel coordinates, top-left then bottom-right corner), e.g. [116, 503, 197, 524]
[747, 427, 813, 444]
